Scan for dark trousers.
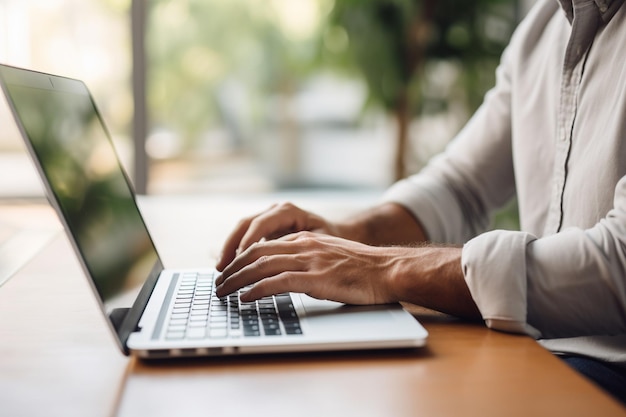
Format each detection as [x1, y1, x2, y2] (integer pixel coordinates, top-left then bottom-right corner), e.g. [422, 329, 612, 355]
[561, 355, 626, 407]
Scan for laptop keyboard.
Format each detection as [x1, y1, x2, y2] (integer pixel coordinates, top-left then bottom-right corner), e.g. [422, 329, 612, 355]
[163, 272, 302, 341]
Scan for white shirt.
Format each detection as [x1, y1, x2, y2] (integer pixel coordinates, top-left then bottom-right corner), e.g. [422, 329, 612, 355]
[383, 0, 626, 367]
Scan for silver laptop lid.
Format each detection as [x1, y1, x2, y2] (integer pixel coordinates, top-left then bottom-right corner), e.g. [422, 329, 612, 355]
[0, 64, 162, 354]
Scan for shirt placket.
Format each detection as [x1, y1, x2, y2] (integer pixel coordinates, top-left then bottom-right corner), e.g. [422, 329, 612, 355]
[544, 0, 600, 235]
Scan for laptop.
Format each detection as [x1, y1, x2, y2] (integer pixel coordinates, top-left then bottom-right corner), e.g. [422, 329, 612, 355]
[0, 63, 427, 359]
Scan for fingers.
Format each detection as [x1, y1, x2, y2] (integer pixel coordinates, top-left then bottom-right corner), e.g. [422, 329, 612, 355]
[237, 206, 296, 253]
[217, 271, 310, 302]
[216, 253, 303, 297]
[216, 202, 322, 271]
[216, 216, 254, 271]
[216, 204, 279, 271]
[215, 239, 306, 296]
[215, 232, 387, 305]
[239, 272, 310, 302]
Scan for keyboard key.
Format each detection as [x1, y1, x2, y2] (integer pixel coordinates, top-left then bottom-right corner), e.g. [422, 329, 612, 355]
[209, 329, 228, 338]
[186, 328, 207, 339]
[284, 322, 302, 335]
[244, 328, 261, 337]
[210, 321, 227, 329]
[193, 294, 211, 300]
[263, 323, 280, 332]
[166, 331, 185, 340]
[243, 323, 259, 331]
[174, 302, 192, 308]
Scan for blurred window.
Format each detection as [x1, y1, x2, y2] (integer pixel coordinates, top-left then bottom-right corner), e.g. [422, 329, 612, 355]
[0, 0, 528, 199]
[0, 0, 131, 199]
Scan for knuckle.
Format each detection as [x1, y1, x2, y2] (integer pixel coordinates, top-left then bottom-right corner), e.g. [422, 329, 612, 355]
[293, 252, 308, 264]
[278, 201, 295, 210]
[280, 271, 299, 288]
[277, 201, 299, 214]
[294, 230, 314, 239]
[254, 255, 271, 270]
[294, 231, 319, 246]
[247, 241, 263, 256]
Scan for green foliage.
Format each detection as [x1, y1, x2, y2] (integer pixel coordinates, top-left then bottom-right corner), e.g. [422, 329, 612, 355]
[146, 0, 518, 162]
[327, 0, 421, 109]
[325, 0, 518, 114]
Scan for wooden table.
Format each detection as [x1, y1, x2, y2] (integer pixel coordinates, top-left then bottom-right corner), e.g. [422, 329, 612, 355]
[0, 195, 624, 417]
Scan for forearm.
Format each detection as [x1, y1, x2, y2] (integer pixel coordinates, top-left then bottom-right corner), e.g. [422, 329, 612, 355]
[334, 202, 428, 246]
[334, 205, 481, 319]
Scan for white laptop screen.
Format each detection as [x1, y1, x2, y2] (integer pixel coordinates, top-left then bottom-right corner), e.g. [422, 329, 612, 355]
[0, 65, 160, 335]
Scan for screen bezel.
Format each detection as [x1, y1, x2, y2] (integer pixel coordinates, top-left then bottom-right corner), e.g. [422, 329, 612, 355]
[0, 63, 163, 355]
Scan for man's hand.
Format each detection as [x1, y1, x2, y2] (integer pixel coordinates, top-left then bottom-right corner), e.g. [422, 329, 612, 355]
[216, 201, 428, 272]
[214, 201, 480, 319]
[216, 232, 480, 319]
[215, 232, 396, 305]
[215, 202, 341, 272]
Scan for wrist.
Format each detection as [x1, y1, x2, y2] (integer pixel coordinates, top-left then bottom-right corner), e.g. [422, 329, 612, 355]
[335, 203, 428, 246]
[385, 247, 425, 303]
[332, 220, 366, 242]
[385, 246, 478, 319]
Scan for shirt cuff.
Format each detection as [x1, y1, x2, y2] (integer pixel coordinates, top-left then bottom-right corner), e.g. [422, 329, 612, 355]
[462, 229, 541, 338]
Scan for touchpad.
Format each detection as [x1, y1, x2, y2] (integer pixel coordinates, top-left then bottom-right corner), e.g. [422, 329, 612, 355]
[299, 295, 395, 332]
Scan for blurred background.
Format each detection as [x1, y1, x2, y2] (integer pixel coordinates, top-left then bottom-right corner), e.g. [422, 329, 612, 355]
[0, 0, 534, 226]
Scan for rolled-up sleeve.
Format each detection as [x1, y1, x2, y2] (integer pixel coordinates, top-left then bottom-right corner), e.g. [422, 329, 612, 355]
[462, 230, 541, 338]
[462, 177, 626, 339]
[383, 174, 478, 245]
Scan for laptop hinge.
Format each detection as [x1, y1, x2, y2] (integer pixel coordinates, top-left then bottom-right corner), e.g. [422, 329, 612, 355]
[109, 308, 132, 333]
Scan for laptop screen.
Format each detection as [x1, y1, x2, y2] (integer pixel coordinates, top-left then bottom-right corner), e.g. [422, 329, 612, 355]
[0, 65, 160, 342]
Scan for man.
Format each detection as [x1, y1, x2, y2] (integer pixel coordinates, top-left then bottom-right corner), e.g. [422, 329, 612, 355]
[215, 0, 626, 404]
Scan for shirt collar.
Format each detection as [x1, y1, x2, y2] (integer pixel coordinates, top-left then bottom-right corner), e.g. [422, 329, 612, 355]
[557, 0, 624, 24]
